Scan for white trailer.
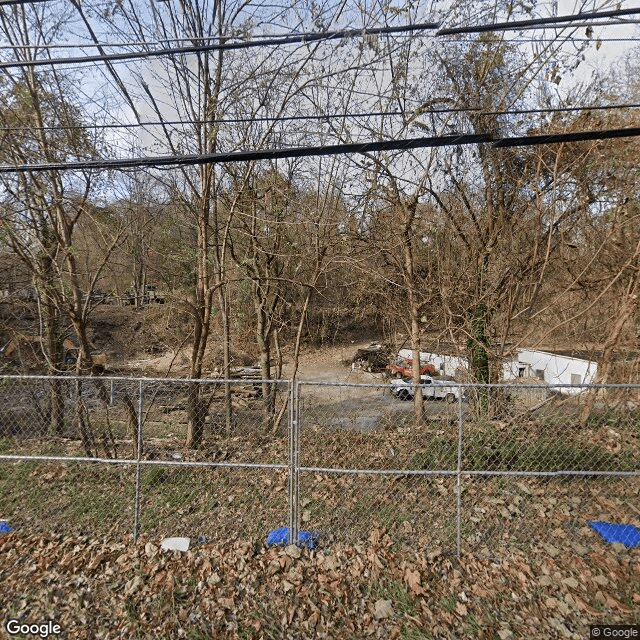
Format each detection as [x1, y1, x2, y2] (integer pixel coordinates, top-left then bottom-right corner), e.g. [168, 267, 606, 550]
[395, 347, 598, 395]
[502, 349, 597, 394]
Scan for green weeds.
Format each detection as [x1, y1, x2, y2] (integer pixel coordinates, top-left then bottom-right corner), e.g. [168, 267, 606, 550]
[409, 431, 635, 472]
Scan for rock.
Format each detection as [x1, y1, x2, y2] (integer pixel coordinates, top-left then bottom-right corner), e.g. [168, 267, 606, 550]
[160, 537, 190, 552]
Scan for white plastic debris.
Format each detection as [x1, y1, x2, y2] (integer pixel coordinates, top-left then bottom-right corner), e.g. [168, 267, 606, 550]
[160, 537, 191, 552]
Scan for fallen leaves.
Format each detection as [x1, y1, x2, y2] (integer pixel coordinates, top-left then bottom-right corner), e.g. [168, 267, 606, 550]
[373, 599, 393, 619]
[0, 527, 637, 639]
[404, 567, 423, 595]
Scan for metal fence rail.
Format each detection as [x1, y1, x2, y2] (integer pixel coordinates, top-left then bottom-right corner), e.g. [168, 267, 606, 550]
[0, 376, 638, 555]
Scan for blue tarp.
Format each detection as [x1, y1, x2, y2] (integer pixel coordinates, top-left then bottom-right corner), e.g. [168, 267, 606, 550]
[266, 527, 318, 549]
[0, 522, 13, 534]
[588, 521, 640, 548]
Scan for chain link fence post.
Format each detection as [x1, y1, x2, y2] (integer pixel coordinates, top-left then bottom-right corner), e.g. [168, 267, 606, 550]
[456, 384, 465, 559]
[288, 380, 300, 546]
[133, 379, 144, 542]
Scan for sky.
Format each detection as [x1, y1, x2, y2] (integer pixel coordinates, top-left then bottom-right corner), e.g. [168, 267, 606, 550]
[1, 0, 639, 170]
[550, 0, 639, 83]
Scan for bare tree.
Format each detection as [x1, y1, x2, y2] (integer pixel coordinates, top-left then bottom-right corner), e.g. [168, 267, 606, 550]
[0, 2, 144, 455]
[90, 0, 387, 445]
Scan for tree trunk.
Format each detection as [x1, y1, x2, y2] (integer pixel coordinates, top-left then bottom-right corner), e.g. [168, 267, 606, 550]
[468, 303, 491, 414]
[402, 215, 423, 426]
[410, 319, 423, 426]
[217, 285, 233, 437]
[75, 380, 94, 457]
[580, 283, 639, 426]
[257, 307, 275, 434]
[49, 378, 65, 436]
[42, 290, 65, 434]
[186, 184, 214, 449]
[186, 381, 207, 449]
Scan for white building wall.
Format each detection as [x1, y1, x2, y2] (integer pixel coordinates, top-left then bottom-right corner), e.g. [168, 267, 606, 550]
[399, 348, 598, 394]
[503, 349, 598, 393]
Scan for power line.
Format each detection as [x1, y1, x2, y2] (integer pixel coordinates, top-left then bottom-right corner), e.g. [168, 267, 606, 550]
[410, 101, 640, 120]
[0, 36, 279, 50]
[477, 37, 640, 42]
[0, 10, 636, 70]
[0, 134, 492, 172]
[3, 102, 638, 134]
[1, 127, 639, 173]
[4, 32, 640, 52]
[2, 16, 635, 52]
[0, 22, 439, 70]
[494, 127, 640, 147]
[0, 0, 51, 5]
[437, 6, 640, 35]
[0, 110, 401, 133]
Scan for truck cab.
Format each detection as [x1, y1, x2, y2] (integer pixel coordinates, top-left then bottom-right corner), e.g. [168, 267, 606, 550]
[390, 375, 462, 403]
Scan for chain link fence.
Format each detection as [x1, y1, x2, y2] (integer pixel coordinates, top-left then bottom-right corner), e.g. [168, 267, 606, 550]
[0, 376, 638, 555]
[296, 381, 459, 552]
[0, 376, 290, 543]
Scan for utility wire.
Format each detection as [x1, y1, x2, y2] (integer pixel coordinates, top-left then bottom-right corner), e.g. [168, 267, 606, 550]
[0, 36, 297, 50]
[0, 110, 404, 132]
[479, 37, 640, 42]
[494, 127, 640, 147]
[437, 6, 640, 35]
[3, 102, 638, 134]
[1, 127, 639, 173]
[0, 22, 439, 69]
[3, 27, 639, 52]
[0, 0, 51, 5]
[0, 134, 492, 172]
[0, 9, 637, 69]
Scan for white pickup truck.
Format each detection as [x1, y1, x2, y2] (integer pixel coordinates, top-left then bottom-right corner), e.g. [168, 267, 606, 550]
[390, 375, 463, 403]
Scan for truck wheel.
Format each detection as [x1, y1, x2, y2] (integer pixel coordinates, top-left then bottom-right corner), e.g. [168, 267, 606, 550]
[398, 389, 410, 401]
[445, 393, 456, 404]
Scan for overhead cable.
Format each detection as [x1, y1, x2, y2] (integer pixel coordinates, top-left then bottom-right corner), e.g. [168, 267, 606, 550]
[2, 127, 640, 173]
[3, 102, 638, 134]
[3, 26, 639, 52]
[0, 22, 439, 70]
[437, 6, 640, 35]
[0, 134, 492, 172]
[0, 0, 50, 5]
[0, 10, 637, 69]
[0, 37, 253, 50]
[494, 127, 640, 147]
